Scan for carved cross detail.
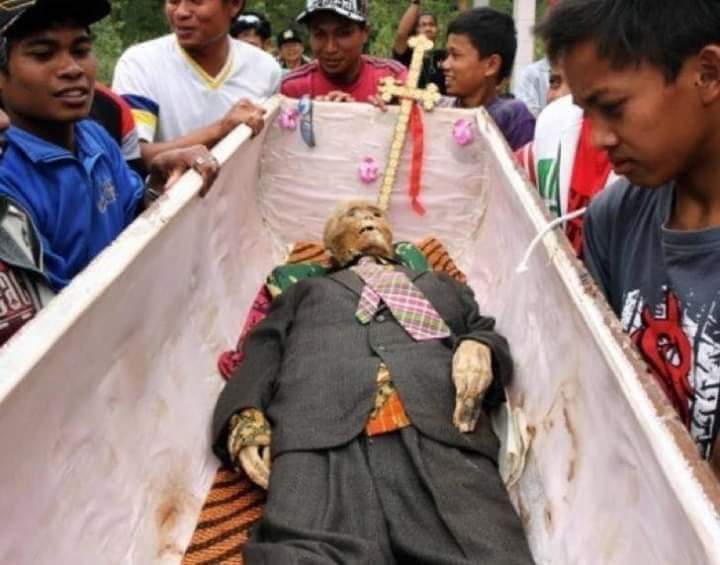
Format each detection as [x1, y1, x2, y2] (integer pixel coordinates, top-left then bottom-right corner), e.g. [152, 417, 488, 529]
[376, 35, 441, 212]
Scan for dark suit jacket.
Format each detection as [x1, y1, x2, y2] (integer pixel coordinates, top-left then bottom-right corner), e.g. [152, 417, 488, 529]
[213, 267, 514, 466]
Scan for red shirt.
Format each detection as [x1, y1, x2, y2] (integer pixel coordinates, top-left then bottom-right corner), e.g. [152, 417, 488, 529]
[281, 56, 408, 103]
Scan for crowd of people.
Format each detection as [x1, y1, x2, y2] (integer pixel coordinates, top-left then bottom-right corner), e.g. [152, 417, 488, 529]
[0, 0, 719, 504]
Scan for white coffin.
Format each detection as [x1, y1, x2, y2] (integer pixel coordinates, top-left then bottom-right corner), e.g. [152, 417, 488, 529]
[0, 96, 718, 564]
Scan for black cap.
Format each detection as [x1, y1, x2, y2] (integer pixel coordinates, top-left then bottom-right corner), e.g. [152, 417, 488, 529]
[277, 27, 303, 48]
[0, 0, 110, 36]
[231, 12, 272, 41]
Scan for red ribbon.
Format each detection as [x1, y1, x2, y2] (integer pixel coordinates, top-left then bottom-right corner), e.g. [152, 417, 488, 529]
[409, 103, 426, 216]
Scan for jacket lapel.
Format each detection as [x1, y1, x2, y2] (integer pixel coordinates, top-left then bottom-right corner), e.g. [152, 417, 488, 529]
[329, 269, 365, 297]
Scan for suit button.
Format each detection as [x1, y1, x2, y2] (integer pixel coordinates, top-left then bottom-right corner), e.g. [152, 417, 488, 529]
[378, 345, 386, 352]
[376, 315, 386, 323]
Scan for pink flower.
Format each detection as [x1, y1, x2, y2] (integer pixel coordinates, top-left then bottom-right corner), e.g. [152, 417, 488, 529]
[358, 157, 380, 184]
[453, 119, 475, 146]
[278, 108, 300, 130]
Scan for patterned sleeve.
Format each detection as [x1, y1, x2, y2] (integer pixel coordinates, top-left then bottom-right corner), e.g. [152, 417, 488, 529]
[112, 49, 160, 143]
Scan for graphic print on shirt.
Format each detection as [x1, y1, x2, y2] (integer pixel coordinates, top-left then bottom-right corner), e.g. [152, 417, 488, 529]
[621, 287, 720, 458]
[97, 179, 118, 213]
[0, 263, 34, 336]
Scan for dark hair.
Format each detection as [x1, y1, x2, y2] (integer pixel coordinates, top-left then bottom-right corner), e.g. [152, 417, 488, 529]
[447, 8, 517, 82]
[535, 0, 720, 81]
[417, 12, 437, 26]
[0, 8, 89, 72]
[231, 11, 272, 40]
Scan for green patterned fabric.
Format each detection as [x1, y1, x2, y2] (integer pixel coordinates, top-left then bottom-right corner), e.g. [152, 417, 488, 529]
[267, 243, 429, 298]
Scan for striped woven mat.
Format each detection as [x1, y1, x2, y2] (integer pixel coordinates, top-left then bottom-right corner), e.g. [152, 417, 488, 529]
[182, 237, 465, 564]
[182, 468, 264, 564]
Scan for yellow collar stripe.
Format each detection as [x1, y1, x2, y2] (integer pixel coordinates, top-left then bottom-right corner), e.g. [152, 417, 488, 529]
[177, 41, 235, 90]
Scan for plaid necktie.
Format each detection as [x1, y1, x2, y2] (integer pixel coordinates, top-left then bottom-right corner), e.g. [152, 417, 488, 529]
[352, 257, 451, 341]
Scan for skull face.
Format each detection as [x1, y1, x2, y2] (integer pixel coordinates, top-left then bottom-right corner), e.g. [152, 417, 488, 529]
[323, 200, 394, 266]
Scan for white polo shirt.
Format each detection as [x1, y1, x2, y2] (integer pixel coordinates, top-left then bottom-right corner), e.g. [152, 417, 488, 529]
[112, 34, 281, 143]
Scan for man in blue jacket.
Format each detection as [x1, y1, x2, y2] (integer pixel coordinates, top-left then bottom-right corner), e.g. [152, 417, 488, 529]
[0, 0, 219, 292]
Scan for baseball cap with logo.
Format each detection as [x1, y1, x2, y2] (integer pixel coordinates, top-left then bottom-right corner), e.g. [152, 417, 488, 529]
[277, 27, 303, 48]
[297, 0, 368, 25]
[0, 0, 110, 36]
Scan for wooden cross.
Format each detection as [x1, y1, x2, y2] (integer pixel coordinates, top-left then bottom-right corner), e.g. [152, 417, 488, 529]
[376, 35, 442, 212]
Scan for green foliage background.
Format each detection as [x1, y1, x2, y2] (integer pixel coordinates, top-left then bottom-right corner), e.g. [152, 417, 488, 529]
[95, 0, 547, 83]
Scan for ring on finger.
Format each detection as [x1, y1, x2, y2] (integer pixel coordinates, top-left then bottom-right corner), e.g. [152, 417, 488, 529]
[193, 155, 208, 168]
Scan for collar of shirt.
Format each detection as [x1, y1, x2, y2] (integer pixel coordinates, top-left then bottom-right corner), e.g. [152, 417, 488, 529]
[5, 121, 104, 165]
[317, 56, 368, 92]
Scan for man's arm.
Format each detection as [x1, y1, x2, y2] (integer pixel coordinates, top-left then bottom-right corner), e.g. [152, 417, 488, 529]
[448, 276, 514, 409]
[138, 100, 266, 164]
[212, 284, 298, 466]
[393, 1, 422, 57]
[113, 48, 266, 163]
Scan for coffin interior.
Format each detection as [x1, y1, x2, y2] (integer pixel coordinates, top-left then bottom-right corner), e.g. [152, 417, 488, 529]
[0, 97, 718, 564]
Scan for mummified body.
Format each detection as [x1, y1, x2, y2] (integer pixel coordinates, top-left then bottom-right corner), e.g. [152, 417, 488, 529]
[212, 201, 532, 564]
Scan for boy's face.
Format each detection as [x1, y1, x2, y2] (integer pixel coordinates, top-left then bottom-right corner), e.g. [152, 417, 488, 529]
[442, 33, 499, 99]
[280, 41, 304, 64]
[416, 15, 438, 43]
[564, 40, 708, 188]
[0, 25, 96, 131]
[308, 12, 368, 80]
[166, 0, 242, 51]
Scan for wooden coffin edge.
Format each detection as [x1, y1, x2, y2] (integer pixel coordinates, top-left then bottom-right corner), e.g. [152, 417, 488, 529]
[0, 98, 283, 397]
[474, 109, 720, 557]
[0, 95, 718, 559]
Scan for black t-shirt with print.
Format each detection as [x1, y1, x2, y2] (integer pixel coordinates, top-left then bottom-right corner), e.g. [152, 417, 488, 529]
[392, 48, 447, 94]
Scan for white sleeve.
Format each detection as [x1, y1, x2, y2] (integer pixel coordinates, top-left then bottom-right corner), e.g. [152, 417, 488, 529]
[266, 59, 282, 97]
[514, 66, 544, 117]
[112, 48, 160, 143]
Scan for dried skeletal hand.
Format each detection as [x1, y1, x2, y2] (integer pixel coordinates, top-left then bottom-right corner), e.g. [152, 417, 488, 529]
[452, 340, 493, 433]
[227, 408, 272, 489]
[239, 445, 271, 490]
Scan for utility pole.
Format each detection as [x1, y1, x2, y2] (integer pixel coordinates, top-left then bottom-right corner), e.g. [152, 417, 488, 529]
[513, 0, 537, 88]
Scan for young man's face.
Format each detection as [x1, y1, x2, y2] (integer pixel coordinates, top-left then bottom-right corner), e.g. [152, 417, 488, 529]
[0, 25, 96, 132]
[308, 12, 368, 81]
[165, 0, 242, 51]
[564, 40, 708, 188]
[442, 33, 498, 100]
[280, 41, 304, 65]
[235, 28, 263, 49]
[416, 15, 438, 43]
